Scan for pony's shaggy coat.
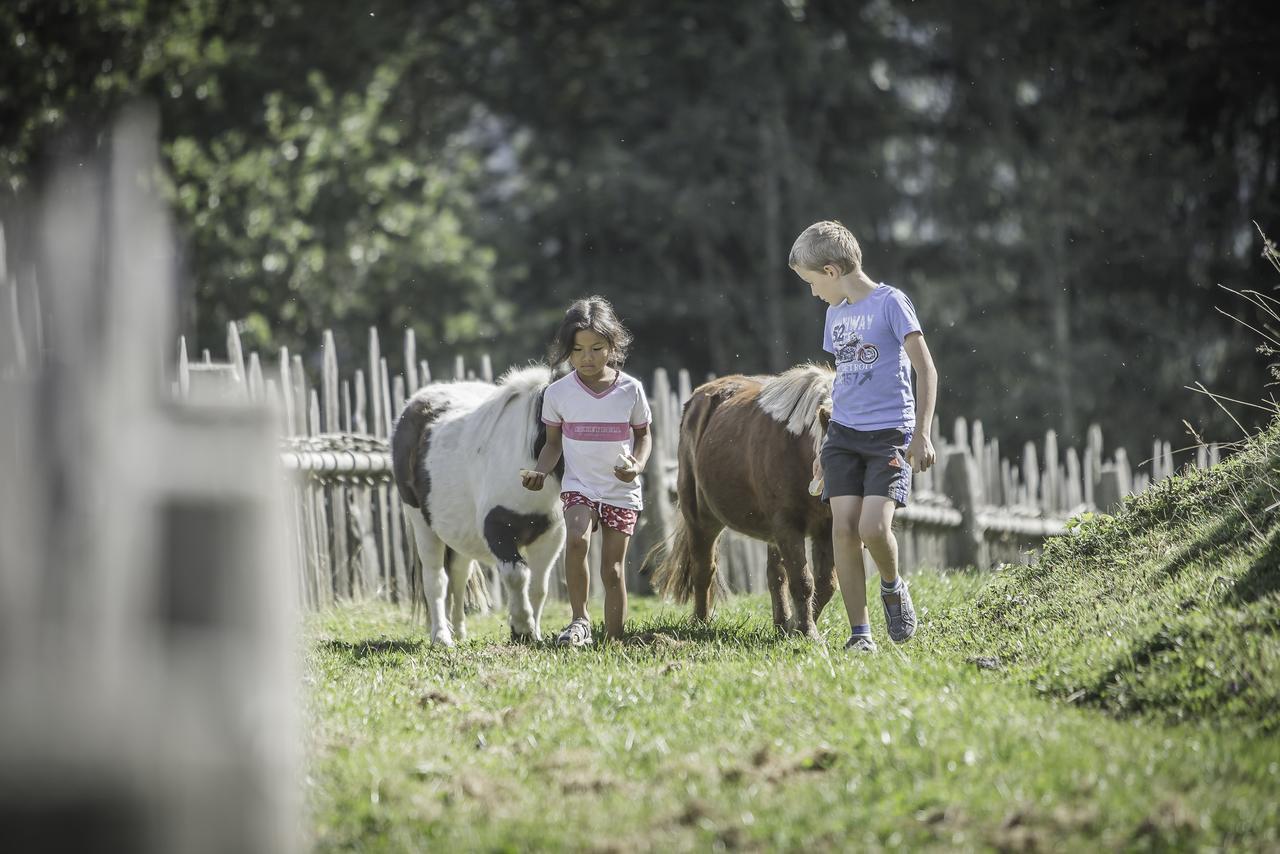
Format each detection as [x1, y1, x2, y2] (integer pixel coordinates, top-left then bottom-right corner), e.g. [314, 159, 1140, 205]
[652, 365, 836, 636]
[392, 365, 565, 645]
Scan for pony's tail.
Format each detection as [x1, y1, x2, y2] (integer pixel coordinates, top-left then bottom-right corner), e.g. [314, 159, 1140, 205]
[649, 519, 713, 603]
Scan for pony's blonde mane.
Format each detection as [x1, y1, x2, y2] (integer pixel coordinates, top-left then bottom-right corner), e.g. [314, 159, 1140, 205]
[755, 363, 834, 456]
[467, 363, 552, 451]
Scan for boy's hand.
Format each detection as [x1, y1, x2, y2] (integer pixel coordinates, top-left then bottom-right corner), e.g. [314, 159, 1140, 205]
[906, 434, 936, 473]
[614, 452, 640, 483]
[809, 456, 824, 496]
[520, 468, 547, 491]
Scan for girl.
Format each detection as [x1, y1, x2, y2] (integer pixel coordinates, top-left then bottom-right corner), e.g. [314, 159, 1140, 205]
[521, 296, 652, 645]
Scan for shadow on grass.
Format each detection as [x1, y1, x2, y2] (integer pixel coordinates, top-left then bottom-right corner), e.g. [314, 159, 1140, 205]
[319, 639, 425, 660]
[482, 613, 808, 656]
[1161, 514, 1245, 582]
[1229, 522, 1280, 605]
[622, 614, 802, 649]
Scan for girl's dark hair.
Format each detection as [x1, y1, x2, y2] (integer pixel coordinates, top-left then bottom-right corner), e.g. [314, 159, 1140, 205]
[548, 296, 633, 367]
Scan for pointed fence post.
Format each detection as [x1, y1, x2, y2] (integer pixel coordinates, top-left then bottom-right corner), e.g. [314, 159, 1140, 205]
[987, 438, 1001, 504]
[1065, 447, 1083, 510]
[322, 330, 340, 434]
[1021, 441, 1040, 510]
[1085, 424, 1103, 508]
[5, 282, 28, 372]
[277, 347, 295, 436]
[1096, 466, 1124, 513]
[353, 370, 368, 435]
[404, 328, 418, 393]
[247, 352, 264, 402]
[368, 328, 383, 439]
[226, 321, 246, 397]
[1043, 430, 1059, 514]
[290, 354, 307, 437]
[942, 446, 985, 568]
[178, 336, 190, 399]
[341, 380, 352, 433]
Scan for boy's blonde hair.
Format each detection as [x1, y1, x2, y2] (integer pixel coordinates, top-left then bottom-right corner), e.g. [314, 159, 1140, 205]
[788, 220, 862, 275]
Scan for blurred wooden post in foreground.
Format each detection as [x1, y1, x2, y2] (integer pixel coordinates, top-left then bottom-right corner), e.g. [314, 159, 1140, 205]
[0, 105, 297, 854]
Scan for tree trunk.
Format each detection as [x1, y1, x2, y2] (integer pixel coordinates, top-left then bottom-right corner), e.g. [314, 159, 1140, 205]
[758, 105, 789, 374]
[1046, 214, 1076, 443]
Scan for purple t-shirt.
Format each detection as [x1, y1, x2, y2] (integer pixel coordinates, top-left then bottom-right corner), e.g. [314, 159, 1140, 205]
[822, 284, 923, 431]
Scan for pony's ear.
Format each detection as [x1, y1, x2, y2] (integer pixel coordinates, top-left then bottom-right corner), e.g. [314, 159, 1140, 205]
[816, 400, 832, 431]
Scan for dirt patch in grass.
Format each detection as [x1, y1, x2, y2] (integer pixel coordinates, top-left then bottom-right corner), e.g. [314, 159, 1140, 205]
[457, 707, 516, 732]
[418, 689, 458, 707]
[1130, 797, 1200, 848]
[626, 631, 693, 650]
[721, 744, 841, 784]
[987, 802, 1102, 852]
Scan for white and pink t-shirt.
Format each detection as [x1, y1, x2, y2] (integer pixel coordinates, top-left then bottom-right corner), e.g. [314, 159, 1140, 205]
[541, 369, 652, 510]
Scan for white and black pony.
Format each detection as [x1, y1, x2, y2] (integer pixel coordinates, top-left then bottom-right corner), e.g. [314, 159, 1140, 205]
[391, 365, 565, 646]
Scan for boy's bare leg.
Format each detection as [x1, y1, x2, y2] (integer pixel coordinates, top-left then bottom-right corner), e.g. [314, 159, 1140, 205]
[830, 495, 869, 628]
[599, 527, 631, 639]
[860, 495, 916, 642]
[563, 505, 595, 623]
[858, 497, 899, 584]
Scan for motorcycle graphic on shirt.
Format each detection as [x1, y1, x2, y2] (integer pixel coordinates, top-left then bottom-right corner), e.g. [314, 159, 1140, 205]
[832, 319, 880, 385]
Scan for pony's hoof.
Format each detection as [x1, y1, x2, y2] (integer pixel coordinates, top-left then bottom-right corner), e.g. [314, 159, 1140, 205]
[510, 628, 541, 645]
[431, 634, 455, 648]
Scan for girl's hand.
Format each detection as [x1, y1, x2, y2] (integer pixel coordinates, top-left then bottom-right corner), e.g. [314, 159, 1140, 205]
[521, 468, 547, 491]
[613, 452, 640, 483]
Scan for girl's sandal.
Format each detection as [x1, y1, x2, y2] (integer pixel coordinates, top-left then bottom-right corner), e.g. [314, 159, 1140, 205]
[556, 617, 593, 647]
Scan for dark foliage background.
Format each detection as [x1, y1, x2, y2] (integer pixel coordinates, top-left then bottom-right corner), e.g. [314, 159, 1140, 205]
[2, 0, 1274, 457]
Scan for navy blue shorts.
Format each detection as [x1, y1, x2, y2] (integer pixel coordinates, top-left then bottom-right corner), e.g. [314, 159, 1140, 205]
[819, 423, 913, 508]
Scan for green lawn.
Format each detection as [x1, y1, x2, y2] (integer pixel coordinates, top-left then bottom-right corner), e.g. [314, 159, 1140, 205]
[304, 423, 1280, 851]
[303, 581, 1278, 851]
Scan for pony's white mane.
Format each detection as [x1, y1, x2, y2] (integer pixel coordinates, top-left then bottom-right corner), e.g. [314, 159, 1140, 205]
[756, 363, 834, 456]
[466, 363, 552, 451]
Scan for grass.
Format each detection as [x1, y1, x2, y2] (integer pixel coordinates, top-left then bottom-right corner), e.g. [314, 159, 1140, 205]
[303, 421, 1280, 851]
[942, 420, 1280, 733]
[304, 595, 1279, 849]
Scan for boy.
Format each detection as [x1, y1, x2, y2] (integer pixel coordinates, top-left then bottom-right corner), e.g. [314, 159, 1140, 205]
[791, 220, 937, 653]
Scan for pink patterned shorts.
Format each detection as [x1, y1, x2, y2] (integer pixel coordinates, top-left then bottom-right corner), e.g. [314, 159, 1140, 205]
[560, 491, 639, 536]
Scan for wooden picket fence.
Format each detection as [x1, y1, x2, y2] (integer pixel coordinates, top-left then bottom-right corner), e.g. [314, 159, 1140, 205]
[173, 323, 1223, 611]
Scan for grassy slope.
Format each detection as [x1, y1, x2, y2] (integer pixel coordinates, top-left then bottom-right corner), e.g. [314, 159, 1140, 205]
[303, 423, 1280, 850]
[941, 421, 1280, 733]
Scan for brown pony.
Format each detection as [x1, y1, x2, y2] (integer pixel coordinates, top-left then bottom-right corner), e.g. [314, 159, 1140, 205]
[651, 365, 836, 637]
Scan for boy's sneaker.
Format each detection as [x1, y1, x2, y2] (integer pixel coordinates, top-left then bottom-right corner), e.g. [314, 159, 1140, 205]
[843, 634, 878, 653]
[881, 579, 917, 643]
[556, 617, 593, 648]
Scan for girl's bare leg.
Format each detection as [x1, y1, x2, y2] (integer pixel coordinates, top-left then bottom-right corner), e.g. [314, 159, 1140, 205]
[563, 505, 596, 622]
[599, 526, 631, 639]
